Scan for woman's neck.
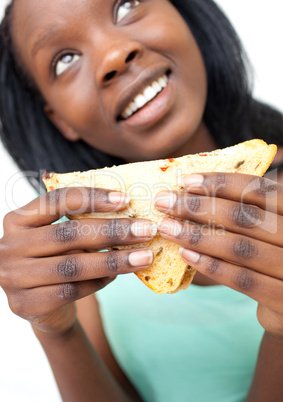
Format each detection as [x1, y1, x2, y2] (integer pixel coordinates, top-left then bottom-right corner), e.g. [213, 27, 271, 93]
[169, 122, 218, 158]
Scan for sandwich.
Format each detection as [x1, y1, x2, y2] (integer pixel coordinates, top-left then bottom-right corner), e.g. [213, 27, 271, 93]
[43, 139, 277, 294]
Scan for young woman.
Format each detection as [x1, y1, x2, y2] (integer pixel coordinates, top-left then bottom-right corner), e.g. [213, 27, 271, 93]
[0, 0, 283, 401]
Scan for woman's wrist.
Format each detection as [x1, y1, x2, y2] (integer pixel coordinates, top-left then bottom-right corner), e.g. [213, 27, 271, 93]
[246, 328, 283, 402]
[32, 317, 79, 342]
[31, 303, 78, 339]
[264, 330, 283, 344]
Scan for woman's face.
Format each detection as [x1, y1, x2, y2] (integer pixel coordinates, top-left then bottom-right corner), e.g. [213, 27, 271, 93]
[12, 0, 208, 161]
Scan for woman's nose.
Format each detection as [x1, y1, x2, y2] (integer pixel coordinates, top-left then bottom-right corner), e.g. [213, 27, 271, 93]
[96, 40, 143, 85]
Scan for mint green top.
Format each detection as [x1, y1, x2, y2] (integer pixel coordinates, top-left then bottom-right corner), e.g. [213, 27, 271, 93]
[96, 274, 264, 402]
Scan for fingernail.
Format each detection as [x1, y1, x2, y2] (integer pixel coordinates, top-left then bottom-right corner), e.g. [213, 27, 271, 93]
[131, 221, 158, 238]
[129, 249, 154, 267]
[179, 247, 200, 263]
[155, 191, 177, 209]
[182, 174, 204, 189]
[158, 218, 182, 237]
[108, 192, 131, 205]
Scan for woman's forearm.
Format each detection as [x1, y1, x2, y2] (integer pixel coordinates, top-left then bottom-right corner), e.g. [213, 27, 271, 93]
[33, 320, 134, 402]
[246, 331, 283, 402]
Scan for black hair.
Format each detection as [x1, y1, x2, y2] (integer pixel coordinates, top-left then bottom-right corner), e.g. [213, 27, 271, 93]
[0, 1, 124, 190]
[170, 0, 283, 147]
[0, 0, 283, 190]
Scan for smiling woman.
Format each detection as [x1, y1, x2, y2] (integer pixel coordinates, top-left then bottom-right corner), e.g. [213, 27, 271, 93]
[0, 1, 283, 402]
[1, 0, 282, 176]
[10, 0, 208, 162]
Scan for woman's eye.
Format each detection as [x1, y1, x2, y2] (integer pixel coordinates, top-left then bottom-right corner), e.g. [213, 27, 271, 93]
[116, 1, 141, 23]
[55, 54, 81, 77]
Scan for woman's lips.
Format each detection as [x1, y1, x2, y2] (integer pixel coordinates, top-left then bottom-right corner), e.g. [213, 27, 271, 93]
[119, 73, 173, 129]
[120, 74, 168, 119]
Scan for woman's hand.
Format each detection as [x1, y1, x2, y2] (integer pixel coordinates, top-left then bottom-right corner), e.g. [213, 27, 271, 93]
[0, 187, 155, 335]
[155, 173, 283, 337]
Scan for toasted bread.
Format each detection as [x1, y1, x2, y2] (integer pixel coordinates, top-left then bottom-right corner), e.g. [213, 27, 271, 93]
[43, 140, 277, 294]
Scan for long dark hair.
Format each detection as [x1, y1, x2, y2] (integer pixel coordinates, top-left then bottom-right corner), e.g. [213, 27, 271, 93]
[0, 0, 282, 189]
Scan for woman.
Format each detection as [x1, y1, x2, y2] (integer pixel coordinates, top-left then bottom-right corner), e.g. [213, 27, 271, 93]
[0, 1, 282, 401]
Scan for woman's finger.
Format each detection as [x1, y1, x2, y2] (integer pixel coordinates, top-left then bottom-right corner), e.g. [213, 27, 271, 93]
[3, 187, 131, 230]
[8, 218, 157, 257]
[155, 191, 283, 247]
[158, 218, 283, 280]
[3, 249, 154, 289]
[180, 173, 283, 214]
[179, 247, 283, 315]
[8, 278, 114, 321]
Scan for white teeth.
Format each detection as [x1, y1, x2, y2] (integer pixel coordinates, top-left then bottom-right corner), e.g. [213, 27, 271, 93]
[124, 106, 132, 118]
[135, 94, 147, 109]
[152, 81, 162, 92]
[143, 86, 157, 101]
[121, 74, 169, 120]
[129, 102, 138, 113]
[158, 77, 167, 88]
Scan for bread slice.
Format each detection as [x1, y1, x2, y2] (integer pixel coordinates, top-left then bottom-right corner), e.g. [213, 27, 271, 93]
[43, 140, 277, 294]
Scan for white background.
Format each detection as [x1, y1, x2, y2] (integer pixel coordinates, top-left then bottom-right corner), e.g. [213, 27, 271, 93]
[0, 1, 282, 401]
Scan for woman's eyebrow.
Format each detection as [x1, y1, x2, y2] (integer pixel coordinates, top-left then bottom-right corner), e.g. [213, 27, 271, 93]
[31, 25, 62, 58]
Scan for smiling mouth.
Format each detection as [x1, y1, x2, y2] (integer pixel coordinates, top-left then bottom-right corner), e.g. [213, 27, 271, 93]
[119, 73, 169, 120]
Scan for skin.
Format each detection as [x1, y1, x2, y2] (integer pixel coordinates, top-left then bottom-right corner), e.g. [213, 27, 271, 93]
[0, 0, 283, 401]
[12, 0, 213, 161]
[157, 173, 283, 401]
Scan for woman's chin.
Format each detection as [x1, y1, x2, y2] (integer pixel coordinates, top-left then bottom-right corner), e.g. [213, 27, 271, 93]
[124, 147, 179, 163]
